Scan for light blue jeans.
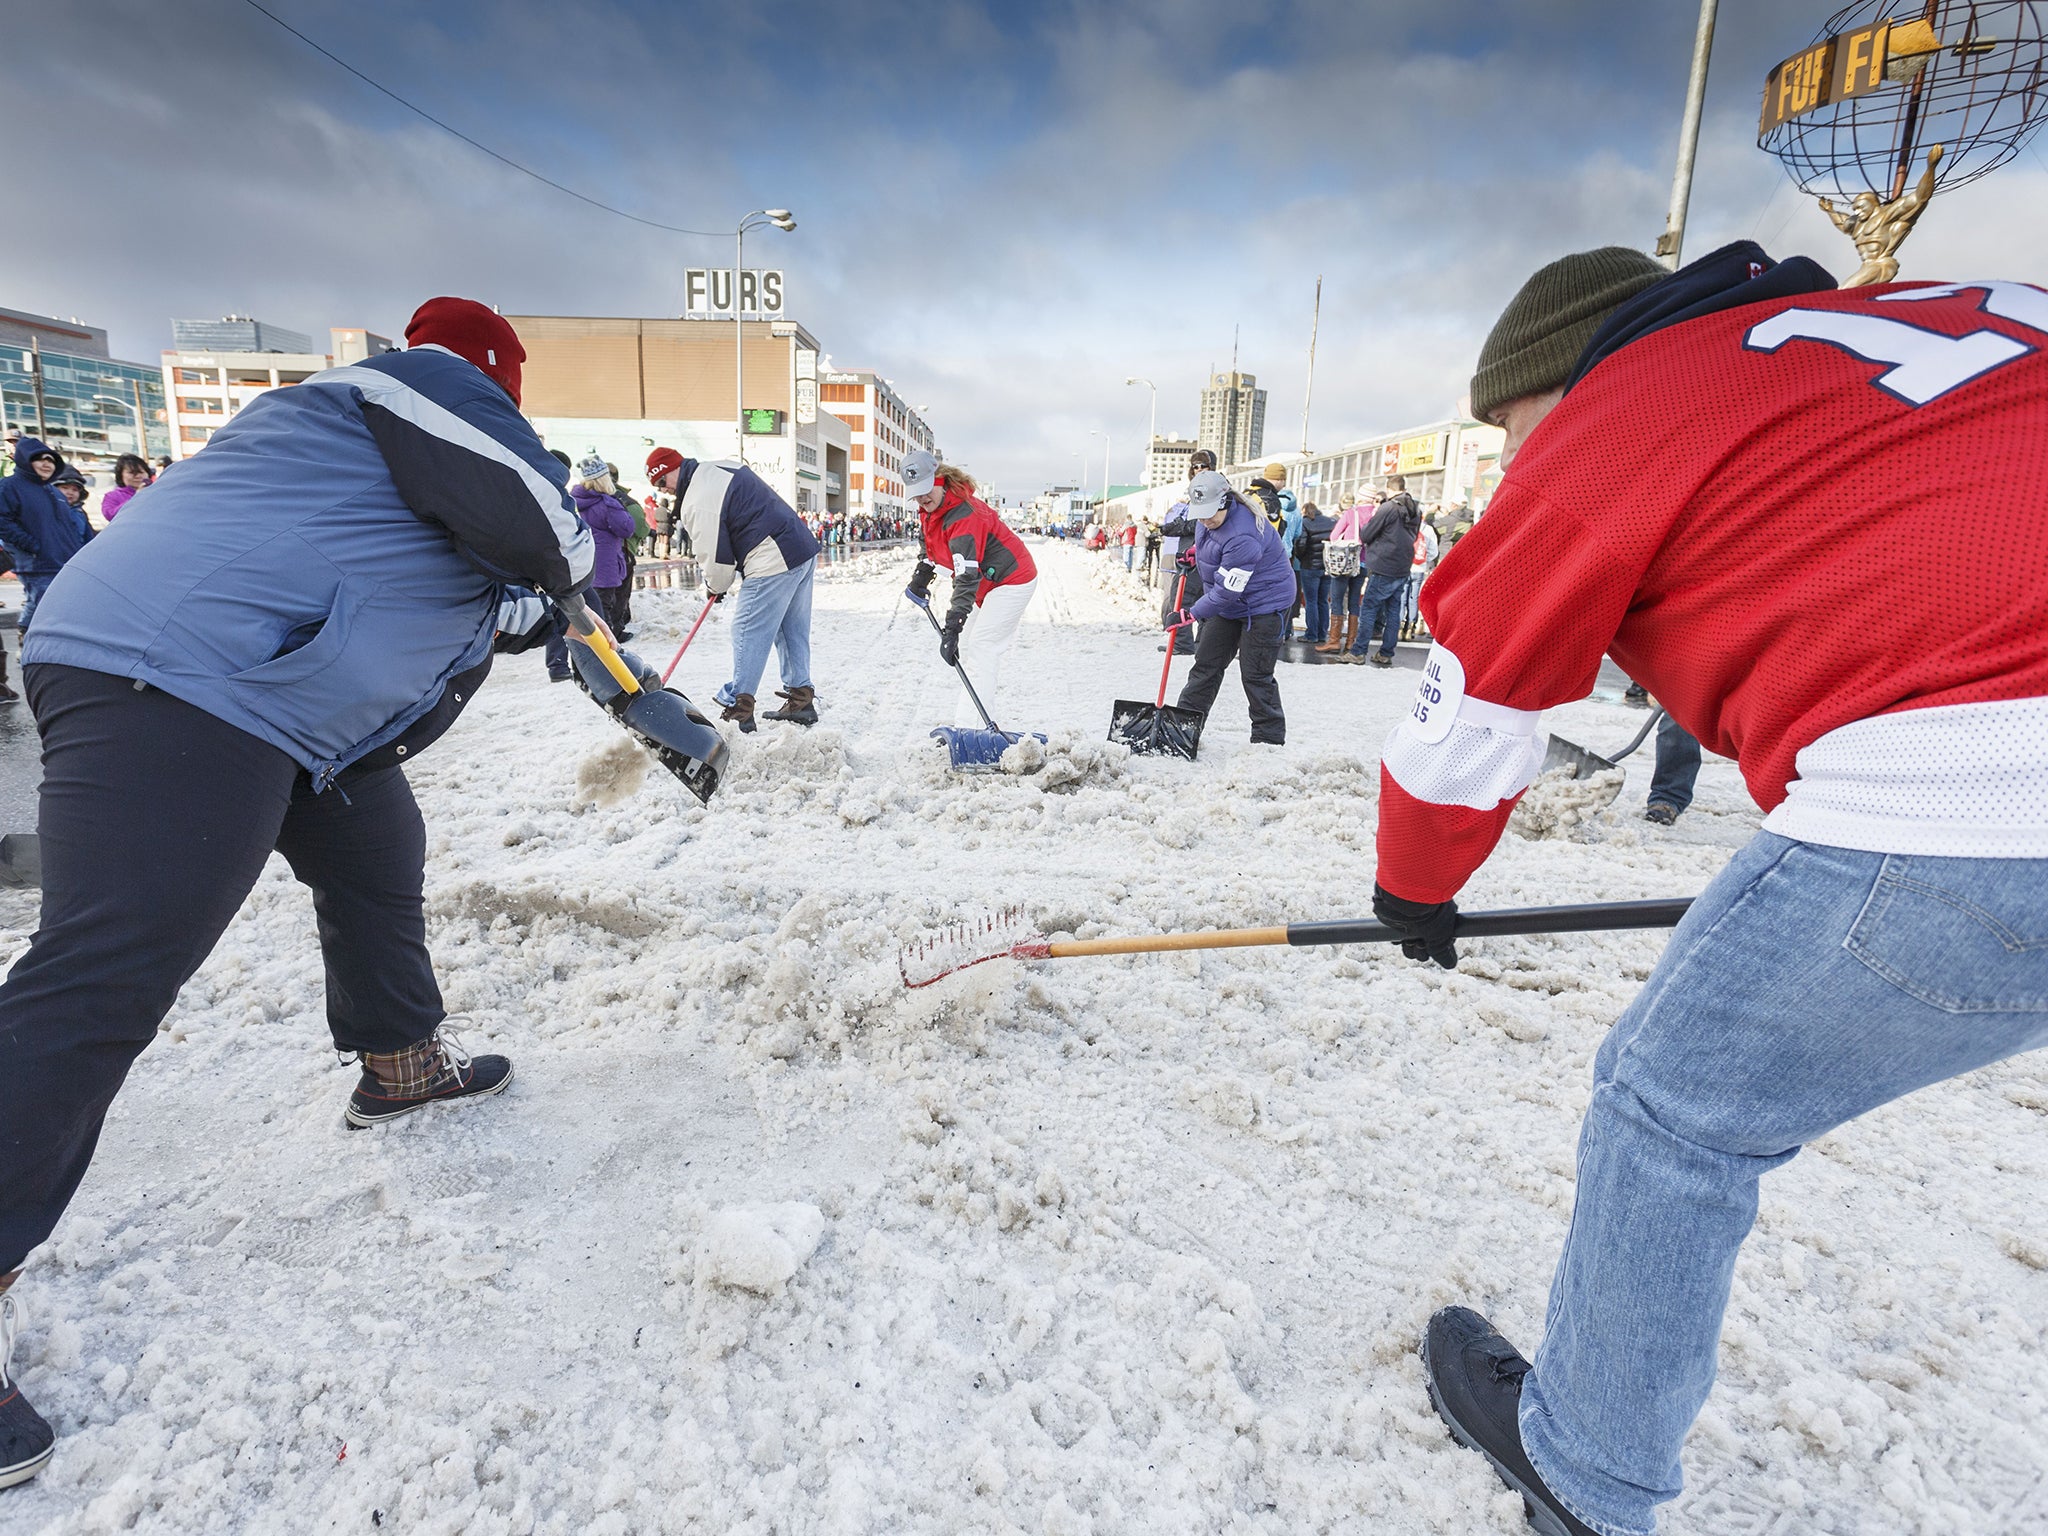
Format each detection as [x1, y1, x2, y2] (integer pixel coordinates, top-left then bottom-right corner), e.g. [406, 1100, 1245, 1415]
[1521, 832, 2048, 1535]
[712, 559, 814, 707]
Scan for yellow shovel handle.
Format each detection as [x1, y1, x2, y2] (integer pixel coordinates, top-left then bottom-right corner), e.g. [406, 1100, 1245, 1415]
[561, 598, 642, 695]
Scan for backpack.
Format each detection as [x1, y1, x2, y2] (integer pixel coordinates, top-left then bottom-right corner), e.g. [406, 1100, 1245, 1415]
[1323, 538, 1360, 577]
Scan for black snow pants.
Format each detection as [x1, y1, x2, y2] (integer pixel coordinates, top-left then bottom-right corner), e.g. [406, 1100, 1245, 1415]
[1175, 609, 1286, 744]
[1161, 561, 1203, 656]
[0, 665, 445, 1273]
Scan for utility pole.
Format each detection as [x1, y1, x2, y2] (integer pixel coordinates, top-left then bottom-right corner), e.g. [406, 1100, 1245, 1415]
[1656, 0, 1719, 269]
[28, 338, 48, 439]
[1301, 275, 1322, 456]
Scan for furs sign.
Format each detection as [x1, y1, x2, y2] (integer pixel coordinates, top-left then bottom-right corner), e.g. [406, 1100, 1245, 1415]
[683, 269, 787, 318]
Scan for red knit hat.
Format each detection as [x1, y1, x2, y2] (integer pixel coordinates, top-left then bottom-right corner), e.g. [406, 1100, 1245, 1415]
[404, 297, 525, 405]
[645, 446, 684, 481]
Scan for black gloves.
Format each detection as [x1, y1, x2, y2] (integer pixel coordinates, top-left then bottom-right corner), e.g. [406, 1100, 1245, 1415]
[705, 588, 726, 604]
[1175, 546, 1197, 571]
[1373, 884, 1460, 969]
[939, 616, 963, 667]
[1164, 607, 1194, 631]
[906, 560, 935, 604]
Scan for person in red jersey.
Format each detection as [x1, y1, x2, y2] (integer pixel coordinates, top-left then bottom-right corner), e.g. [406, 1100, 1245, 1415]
[1386, 243, 2048, 1536]
[901, 449, 1038, 728]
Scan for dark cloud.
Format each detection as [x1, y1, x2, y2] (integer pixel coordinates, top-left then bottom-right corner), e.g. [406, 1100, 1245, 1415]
[7, 0, 2043, 499]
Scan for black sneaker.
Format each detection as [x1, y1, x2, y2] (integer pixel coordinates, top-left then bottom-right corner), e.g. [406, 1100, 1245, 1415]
[1643, 803, 1679, 826]
[1421, 1308, 1597, 1536]
[345, 1031, 513, 1129]
[0, 1295, 55, 1489]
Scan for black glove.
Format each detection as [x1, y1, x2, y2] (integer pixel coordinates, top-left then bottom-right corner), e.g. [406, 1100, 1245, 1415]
[906, 560, 935, 603]
[1175, 546, 1197, 571]
[939, 616, 963, 667]
[1164, 607, 1194, 630]
[1373, 884, 1460, 969]
[705, 588, 726, 604]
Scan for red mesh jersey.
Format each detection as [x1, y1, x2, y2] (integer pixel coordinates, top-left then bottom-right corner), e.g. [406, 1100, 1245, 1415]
[1378, 279, 2048, 902]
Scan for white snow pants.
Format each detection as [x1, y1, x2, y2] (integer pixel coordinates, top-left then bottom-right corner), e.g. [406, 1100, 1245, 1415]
[954, 577, 1036, 728]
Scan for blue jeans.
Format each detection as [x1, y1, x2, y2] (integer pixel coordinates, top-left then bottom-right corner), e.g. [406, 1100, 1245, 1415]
[1354, 571, 1406, 657]
[1303, 571, 1331, 641]
[1646, 713, 1702, 814]
[1521, 832, 2048, 1535]
[713, 559, 814, 706]
[1404, 569, 1425, 627]
[17, 571, 54, 631]
[1325, 571, 1363, 618]
[1123, 545, 1135, 570]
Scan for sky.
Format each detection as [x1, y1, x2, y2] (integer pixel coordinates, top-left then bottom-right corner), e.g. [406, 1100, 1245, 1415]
[9, 0, 2047, 501]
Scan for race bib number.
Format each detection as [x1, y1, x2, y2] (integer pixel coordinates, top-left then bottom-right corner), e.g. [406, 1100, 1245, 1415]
[1407, 643, 1464, 745]
[1220, 566, 1251, 592]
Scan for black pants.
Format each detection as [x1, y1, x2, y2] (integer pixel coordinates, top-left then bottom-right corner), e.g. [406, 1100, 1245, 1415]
[1161, 564, 1203, 655]
[0, 665, 444, 1272]
[1175, 610, 1286, 744]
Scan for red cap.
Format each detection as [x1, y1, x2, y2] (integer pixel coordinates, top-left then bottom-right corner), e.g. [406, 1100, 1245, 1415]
[645, 446, 684, 481]
[404, 297, 525, 405]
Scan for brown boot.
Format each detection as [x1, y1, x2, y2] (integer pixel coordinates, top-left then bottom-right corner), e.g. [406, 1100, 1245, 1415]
[720, 693, 757, 734]
[1314, 615, 1344, 653]
[761, 685, 817, 725]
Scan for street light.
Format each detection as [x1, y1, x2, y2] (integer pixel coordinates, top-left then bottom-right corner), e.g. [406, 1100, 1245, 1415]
[735, 208, 797, 465]
[1124, 377, 1156, 485]
[92, 392, 149, 459]
[1089, 428, 1111, 513]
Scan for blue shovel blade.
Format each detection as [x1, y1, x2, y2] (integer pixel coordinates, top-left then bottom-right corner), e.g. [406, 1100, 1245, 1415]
[930, 726, 1048, 771]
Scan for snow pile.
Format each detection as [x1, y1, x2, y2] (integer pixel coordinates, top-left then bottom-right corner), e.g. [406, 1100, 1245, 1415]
[697, 1202, 827, 1294]
[1001, 728, 1128, 789]
[6, 540, 2043, 1535]
[1510, 765, 1626, 839]
[571, 734, 651, 808]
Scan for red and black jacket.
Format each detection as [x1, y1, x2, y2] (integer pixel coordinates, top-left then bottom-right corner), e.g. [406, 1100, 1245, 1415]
[919, 482, 1037, 628]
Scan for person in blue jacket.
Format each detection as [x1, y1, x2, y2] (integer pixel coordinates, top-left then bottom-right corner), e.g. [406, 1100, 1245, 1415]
[0, 298, 599, 1492]
[1165, 470, 1295, 745]
[0, 436, 95, 631]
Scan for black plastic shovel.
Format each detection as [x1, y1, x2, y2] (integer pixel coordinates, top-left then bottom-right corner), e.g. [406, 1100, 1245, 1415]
[561, 596, 729, 805]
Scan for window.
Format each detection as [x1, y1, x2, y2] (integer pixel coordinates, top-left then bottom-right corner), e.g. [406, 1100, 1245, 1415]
[174, 368, 209, 384]
[179, 425, 214, 442]
[849, 444, 864, 461]
[821, 382, 865, 403]
[850, 473, 865, 490]
[837, 414, 865, 432]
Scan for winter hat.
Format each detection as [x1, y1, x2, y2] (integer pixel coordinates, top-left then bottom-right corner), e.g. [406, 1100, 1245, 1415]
[575, 454, 609, 483]
[901, 448, 939, 499]
[1186, 469, 1233, 521]
[1262, 462, 1286, 482]
[1469, 246, 1667, 425]
[645, 446, 684, 482]
[404, 297, 525, 405]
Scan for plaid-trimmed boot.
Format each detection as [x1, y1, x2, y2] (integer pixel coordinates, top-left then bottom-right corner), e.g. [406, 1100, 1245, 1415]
[344, 1029, 512, 1129]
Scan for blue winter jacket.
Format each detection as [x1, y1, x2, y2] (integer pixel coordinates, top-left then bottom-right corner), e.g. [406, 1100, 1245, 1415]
[0, 437, 94, 577]
[25, 347, 592, 786]
[1189, 497, 1297, 622]
[673, 458, 821, 595]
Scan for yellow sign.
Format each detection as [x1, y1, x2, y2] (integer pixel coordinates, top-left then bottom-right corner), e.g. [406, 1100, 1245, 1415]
[1760, 21, 1892, 135]
[1398, 433, 1447, 474]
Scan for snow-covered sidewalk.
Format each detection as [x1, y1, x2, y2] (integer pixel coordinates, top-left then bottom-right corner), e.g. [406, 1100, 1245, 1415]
[2, 539, 2042, 1535]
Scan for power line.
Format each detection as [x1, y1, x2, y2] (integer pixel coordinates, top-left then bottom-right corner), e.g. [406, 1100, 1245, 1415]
[240, 0, 730, 238]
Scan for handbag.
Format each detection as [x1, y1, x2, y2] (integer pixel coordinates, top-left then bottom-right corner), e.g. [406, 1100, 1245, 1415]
[1323, 538, 1360, 577]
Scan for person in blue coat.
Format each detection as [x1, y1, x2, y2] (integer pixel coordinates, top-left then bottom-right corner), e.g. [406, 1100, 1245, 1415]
[0, 298, 600, 1490]
[0, 436, 94, 631]
[1164, 470, 1295, 744]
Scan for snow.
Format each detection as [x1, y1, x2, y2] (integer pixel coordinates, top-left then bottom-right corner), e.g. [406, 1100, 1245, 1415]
[1, 539, 2044, 1535]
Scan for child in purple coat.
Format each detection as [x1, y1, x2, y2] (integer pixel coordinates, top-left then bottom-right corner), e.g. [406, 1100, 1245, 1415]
[570, 455, 637, 635]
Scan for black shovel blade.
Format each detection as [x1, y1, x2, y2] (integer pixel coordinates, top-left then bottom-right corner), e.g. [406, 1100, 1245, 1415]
[1542, 735, 1617, 781]
[619, 689, 730, 805]
[1108, 699, 1205, 759]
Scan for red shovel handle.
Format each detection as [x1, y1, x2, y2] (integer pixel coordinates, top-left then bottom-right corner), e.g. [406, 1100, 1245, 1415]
[660, 595, 717, 684]
[1156, 571, 1189, 706]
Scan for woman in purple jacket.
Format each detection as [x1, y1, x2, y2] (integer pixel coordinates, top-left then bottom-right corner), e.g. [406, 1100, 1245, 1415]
[570, 455, 637, 636]
[1163, 470, 1296, 744]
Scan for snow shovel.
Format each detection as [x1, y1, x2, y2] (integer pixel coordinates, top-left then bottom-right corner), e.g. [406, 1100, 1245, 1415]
[1543, 708, 1665, 780]
[914, 596, 1047, 771]
[561, 596, 729, 805]
[659, 594, 717, 684]
[1107, 572, 1204, 759]
[900, 896, 1694, 989]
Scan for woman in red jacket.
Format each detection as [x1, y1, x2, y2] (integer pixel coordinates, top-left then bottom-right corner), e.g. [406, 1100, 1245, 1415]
[902, 450, 1037, 727]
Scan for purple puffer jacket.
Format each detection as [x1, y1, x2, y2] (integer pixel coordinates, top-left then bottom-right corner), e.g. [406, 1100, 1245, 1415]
[570, 483, 636, 588]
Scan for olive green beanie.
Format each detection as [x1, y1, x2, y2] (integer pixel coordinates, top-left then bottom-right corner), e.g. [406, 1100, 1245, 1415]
[1469, 246, 1668, 424]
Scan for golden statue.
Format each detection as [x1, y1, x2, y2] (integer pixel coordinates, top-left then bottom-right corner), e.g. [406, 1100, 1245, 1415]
[1819, 144, 1944, 288]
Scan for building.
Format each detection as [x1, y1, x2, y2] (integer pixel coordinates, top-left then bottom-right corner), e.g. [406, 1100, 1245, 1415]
[508, 313, 852, 520]
[1145, 435, 1198, 488]
[816, 369, 936, 522]
[1221, 415, 1507, 516]
[1197, 371, 1265, 469]
[0, 305, 170, 462]
[170, 316, 315, 355]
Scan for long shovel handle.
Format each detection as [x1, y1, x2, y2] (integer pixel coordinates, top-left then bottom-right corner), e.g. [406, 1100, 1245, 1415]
[1155, 570, 1190, 707]
[918, 599, 1003, 733]
[1041, 898, 1693, 960]
[560, 595, 642, 696]
[660, 595, 717, 684]
[1609, 707, 1666, 764]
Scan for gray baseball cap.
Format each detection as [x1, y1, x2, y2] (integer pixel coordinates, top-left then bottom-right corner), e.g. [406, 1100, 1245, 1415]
[902, 448, 939, 498]
[1186, 470, 1233, 519]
